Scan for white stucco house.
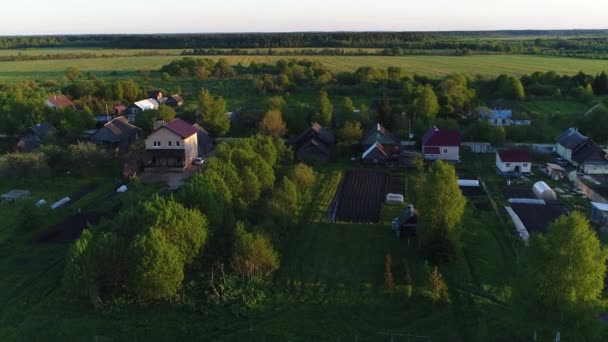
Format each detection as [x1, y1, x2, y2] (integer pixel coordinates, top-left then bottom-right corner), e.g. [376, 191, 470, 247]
[421, 127, 461, 162]
[496, 149, 532, 174]
[144, 118, 199, 171]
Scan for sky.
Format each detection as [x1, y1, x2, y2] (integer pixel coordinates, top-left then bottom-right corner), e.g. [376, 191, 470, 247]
[2, 0, 607, 35]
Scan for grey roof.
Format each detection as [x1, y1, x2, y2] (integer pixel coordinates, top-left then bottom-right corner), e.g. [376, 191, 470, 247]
[556, 128, 588, 149]
[30, 122, 56, 139]
[90, 116, 140, 143]
[293, 122, 335, 150]
[572, 140, 608, 165]
[361, 123, 399, 146]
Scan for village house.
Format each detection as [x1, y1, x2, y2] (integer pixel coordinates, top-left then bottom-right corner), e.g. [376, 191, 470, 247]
[484, 109, 531, 126]
[361, 142, 389, 165]
[89, 116, 141, 153]
[144, 118, 199, 171]
[360, 123, 400, 155]
[44, 95, 76, 110]
[556, 128, 608, 175]
[292, 122, 335, 163]
[495, 149, 532, 175]
[421, 127, 461, 162]
[164, 95, 184, 109]
[125, 98, 160, 121]
[147, 90, 164, 103]
[16, 121, 56, 151]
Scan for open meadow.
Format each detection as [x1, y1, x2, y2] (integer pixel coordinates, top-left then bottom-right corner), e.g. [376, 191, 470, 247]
[1, 52, 608, 81]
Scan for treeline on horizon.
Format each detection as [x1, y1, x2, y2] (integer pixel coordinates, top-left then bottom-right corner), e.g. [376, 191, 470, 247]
[2, 30, 608, 54]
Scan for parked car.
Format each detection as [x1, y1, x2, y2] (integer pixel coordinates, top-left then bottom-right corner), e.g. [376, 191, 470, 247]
[193, 157, 205, 165]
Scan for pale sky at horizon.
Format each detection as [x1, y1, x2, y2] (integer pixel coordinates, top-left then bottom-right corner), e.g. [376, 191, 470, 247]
[2, 0, 607, 35]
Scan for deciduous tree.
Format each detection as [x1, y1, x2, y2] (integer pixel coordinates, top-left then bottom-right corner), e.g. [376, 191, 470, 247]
[198, 89, 230, 136]
[416, 161, 465, 262]
[414, 85, 440, 120]
[258, 109, 287, 138]
[514, 212, 608, 338]
[314, 91, 333, 126]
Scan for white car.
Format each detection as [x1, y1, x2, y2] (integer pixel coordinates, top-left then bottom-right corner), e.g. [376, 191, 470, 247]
[193, 157, 205, 165]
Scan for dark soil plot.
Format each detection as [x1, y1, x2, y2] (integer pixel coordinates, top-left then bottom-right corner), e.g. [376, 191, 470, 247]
[328, 170, 388, 223]
[34, 204, 121, 243]
[34, 213, 103, 243]
[502, 187, 533, 199]
[387, 173, 405, 195]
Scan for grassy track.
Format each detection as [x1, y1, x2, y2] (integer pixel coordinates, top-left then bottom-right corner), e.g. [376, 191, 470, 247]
[1, 53, 607, 81]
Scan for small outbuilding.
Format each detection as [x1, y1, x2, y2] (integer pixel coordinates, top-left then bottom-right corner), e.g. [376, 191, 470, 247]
[533, 181, 557, 201]
[496, 149, 532, 175]
[591, 202, 608, 228]
[1, 190, 30, 203]
[544, 163, 566, 181]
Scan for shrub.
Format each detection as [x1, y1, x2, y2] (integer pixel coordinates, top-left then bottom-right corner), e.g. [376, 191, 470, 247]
[0, 152, 49, 178]
[429, 266, 449, 305]
[291, 163, 315, 190]
[231, 222, 280, 280]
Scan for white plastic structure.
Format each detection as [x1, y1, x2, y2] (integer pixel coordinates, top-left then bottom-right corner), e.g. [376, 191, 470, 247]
[386, 193, 404, 204]
[532, 181, 557, 201]
[458, 179, 480, 187]
[116, 185, 128, 193]
[51, 197, 71, 209]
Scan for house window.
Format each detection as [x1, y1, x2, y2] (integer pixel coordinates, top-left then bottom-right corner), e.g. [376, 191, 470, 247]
[506, 163, 511, 167]
[443, 149, 448, 154]
[523, 163, 528, 167]
[153, 141, 161, 147]
[168, 141, 172, 147]
[176, 141, 180, 147]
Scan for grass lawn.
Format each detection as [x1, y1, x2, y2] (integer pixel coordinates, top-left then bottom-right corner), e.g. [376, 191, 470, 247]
[1, 53, 608, 82]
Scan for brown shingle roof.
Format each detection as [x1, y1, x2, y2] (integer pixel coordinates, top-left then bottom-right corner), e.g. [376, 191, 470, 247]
[163, 118, 198, 139]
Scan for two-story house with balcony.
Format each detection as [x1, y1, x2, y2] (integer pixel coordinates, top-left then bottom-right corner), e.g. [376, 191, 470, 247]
[144, 118, 199, 172]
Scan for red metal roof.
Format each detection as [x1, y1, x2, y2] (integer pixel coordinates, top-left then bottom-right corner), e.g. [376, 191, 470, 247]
[422, 127, 461, 147]
[46, 95, 75, 109]
[162, 118, 198, 138]
[497, 149, 532, 163]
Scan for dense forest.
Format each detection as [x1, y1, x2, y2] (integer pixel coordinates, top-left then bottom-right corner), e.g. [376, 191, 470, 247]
[3, 31, 608, 59]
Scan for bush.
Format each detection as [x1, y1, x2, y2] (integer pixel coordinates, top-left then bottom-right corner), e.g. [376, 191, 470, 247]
[429, 266, 449, 305]
[67, 141, 111, 176]
[0, 152, 49, 178]
[231, 222, 280, 280]
[291, 163, 315, 190]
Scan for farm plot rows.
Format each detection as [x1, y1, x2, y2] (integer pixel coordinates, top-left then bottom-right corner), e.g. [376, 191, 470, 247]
[387, 172, 405, 195]
[328, 170, 387, 223]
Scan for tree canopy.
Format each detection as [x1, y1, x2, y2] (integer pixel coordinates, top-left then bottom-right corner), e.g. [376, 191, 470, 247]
[416, 160, 466, 262]
[198, 89, 230, 136]
[514, 212, 607, 338]
[314, 91, 333, 126]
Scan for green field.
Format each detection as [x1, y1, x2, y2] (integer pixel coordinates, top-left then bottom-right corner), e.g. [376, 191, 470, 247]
[1, 53, 607, 81]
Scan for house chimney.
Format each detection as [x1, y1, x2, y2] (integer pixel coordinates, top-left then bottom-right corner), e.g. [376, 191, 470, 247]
[153, 120, 165, 130]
